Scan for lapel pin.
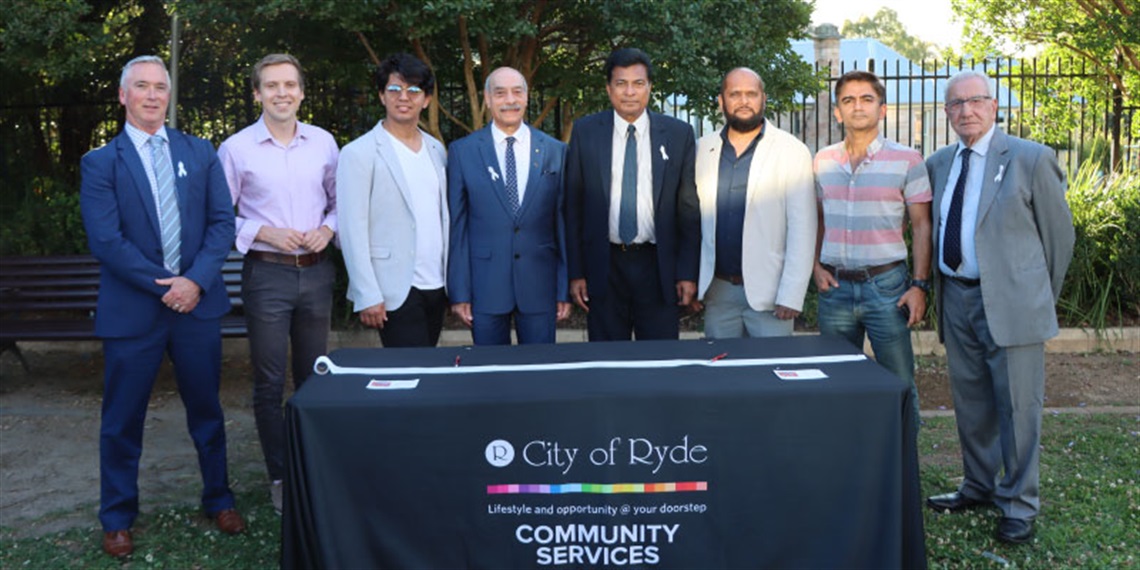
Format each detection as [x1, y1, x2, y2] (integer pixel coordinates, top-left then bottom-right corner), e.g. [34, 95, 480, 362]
[177, 161, 187, 177]
[995, 164, 1005, 183]
[659, 145, 669, 161]
[487, 166, 500, 181]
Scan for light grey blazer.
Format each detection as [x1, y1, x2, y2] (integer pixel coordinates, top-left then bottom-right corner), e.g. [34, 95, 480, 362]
[336, 122, 448, 312]
[927, 128, 1074, 347]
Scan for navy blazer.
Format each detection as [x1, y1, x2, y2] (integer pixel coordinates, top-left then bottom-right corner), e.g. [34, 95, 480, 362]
[565, 111, 699, 304]
[446, 125, 568, 314]
[80, 128, 236, 338]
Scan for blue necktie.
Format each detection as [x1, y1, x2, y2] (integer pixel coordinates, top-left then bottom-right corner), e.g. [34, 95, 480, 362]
[504, 136, 520, 215]
[619, 124, 638, 244]
[942, 148, 971, 272]
[149, 135, 181, 274]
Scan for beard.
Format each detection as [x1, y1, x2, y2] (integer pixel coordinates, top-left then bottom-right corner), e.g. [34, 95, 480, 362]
[725, 107, 764, 132]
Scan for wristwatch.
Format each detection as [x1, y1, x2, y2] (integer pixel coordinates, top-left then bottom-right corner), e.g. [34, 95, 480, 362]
[910, 279, 931, 294]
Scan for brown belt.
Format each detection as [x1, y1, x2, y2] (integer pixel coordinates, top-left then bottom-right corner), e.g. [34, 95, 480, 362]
[715, 274, 744, 285]
[246, 250, 327, 268]
[822, 260, 904, 282]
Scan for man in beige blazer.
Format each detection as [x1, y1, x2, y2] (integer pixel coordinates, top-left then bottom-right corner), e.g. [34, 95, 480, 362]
[337, 53, 449, 347]
[693, 68, 816, 337]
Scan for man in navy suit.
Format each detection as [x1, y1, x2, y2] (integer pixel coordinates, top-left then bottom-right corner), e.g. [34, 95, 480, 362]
[447, 67, 570, 344]
[566, 48, 700, 341]
[80, 56, 244, 558]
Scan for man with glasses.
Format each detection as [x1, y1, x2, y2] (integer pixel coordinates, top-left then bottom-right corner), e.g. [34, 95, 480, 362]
[812, 70, 933, 425]
[925, 70, 1074, 545]
[565, 47, 700, 341]
[338, 53, 449, 347]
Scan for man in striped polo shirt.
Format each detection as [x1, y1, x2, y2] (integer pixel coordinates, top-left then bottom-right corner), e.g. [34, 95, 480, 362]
[812, 70, 932, 425]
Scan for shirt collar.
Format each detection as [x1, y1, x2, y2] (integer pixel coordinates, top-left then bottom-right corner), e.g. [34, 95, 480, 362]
[254, 115, 308, 146]
[958, 124, 997, 157]
[491, 121, 530, 146]
[613, 109, 650, 135]
[718, 119, 766, 148]
[124, 122, 168, 149]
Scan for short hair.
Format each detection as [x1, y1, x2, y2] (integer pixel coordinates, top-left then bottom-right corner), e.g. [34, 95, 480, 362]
[604, 48, 653, 83]
[483, 67, 528, 95]
[375, 52, 435, 94]
[119, 55, 170, 89]
[719, 67, 766, 97]
[945, 69, 996, 100]
[834, 70, 887, 104]
[252, 53, 304, 91]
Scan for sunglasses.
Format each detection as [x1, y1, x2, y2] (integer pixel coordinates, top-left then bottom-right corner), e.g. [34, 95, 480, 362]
[385, 84, 425, 95]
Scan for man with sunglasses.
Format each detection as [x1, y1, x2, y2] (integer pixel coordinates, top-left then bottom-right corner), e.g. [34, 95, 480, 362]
[925, 70, 1074, 545]
[338, 53, 449, 347]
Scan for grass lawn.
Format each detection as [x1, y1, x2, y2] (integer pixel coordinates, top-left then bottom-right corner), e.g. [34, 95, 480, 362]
[2, 413, 1136, 569]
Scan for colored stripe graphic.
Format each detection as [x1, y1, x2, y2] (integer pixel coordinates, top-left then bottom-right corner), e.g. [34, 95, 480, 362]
[487, 482, 708, 495]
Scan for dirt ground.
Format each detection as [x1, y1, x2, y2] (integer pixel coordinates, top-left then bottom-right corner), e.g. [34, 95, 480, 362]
[0, 346, 1136, 540]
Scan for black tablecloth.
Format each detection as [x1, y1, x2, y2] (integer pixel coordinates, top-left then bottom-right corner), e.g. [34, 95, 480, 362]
[284, 335, 926, 569]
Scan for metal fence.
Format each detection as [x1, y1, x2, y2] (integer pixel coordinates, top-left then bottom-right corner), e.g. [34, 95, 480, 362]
[764, 56, 1136, 176]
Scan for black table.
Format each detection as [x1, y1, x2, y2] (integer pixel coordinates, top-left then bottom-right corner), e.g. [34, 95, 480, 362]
[284, 335, 926, 569]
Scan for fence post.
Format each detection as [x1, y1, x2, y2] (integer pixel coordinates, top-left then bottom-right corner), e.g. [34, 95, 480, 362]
[1110, 55, 1124, 172]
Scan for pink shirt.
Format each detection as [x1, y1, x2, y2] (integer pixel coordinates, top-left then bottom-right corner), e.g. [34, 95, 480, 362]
[814, 136, 932, 268]
[219, 117, 339, 254]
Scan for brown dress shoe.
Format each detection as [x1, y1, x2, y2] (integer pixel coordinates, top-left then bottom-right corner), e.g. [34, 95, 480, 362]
[213, 508, 246, 534]
[102, 530, 133, 557]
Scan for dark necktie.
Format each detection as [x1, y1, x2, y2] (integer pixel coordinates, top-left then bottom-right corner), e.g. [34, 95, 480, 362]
[942, 147, 971, 272]
[619, 124, 638, 244]
[149, 135, 181, 274]
[504, 136, 520, 215]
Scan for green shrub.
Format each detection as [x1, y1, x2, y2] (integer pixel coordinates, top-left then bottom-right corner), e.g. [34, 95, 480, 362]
[0, 177, 87, 255]
[1059, 159, 1140, 328]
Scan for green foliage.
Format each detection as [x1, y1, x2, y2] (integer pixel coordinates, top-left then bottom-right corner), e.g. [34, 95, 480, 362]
[0, 177, 88, 255]
[1059, 160, 1140, 328]
[840, 8, 939, 62]
[953, 0, 1139, 104]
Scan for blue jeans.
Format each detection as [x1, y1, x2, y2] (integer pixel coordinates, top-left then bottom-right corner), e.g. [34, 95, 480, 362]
[817, 263, 919, 424]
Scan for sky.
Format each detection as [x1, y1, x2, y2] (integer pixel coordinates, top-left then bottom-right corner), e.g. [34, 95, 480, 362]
[810, 0, 964, 50]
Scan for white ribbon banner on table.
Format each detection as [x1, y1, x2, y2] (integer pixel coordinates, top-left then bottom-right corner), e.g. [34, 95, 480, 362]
[313, 354, 867, 376]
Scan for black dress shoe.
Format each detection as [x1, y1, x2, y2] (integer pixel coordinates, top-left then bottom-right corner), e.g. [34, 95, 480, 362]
[997, 517, 1035, 544]
[926, 491, 990, 512]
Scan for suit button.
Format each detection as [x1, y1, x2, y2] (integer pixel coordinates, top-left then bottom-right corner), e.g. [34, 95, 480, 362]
[514, 227, 520, 233]
[514, 254, 520, 259]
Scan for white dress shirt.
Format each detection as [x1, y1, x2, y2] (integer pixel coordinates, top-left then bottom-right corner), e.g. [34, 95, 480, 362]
[490, 122, 531, 205]
[938, 124, 997, 279]
[608, 110, 655, 244]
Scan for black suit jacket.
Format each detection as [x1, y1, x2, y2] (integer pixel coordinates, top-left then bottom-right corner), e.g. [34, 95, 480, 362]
[565, 111, 699, 304]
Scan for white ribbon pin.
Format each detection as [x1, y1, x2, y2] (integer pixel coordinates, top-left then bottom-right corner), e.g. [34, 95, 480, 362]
[487, 166, 499, 181]
[659, 145, 669, 161]
[994, 164, 1005, 183]
[177, 161, 187, 178]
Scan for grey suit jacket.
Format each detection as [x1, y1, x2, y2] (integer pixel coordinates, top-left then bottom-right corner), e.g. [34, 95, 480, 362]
[926, 128, 1074, 347]
[337, 122, 448, 312]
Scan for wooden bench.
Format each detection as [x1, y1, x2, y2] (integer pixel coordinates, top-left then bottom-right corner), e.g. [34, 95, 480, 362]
[0, 251, 247, 371]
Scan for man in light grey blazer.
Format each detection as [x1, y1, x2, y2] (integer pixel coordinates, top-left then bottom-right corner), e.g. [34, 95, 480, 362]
[925, 70, 1074, 545]
[693, 68, 816, 337]
[337, 53, 449, 347]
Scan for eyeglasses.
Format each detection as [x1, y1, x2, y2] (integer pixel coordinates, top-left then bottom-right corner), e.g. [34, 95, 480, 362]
[385, 84, 425, 96]
[946, 95, 992, 111]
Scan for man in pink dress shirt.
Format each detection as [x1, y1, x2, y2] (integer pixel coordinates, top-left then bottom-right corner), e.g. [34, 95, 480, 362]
[218, 53, 339, 514]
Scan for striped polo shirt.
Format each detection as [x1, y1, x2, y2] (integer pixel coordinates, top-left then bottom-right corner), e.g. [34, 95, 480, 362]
[814, 136, 932, 269]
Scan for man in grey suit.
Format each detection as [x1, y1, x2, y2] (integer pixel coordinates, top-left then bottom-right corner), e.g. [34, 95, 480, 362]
[924, 70, 1074, 544]
[337, 53, 449, 347]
